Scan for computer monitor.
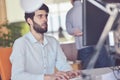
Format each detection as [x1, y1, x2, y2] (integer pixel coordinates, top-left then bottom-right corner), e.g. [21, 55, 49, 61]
[82, 0, 110, 46]
[82, 0, 120, 69]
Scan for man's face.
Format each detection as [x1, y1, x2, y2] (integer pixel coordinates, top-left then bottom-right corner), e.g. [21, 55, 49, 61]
[32, 10, 48, 33]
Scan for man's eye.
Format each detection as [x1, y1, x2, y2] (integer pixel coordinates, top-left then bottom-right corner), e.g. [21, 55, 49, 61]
[46, 14, 48, 17]
[37, 14, 48, 18]
[38, 15, 42, 18]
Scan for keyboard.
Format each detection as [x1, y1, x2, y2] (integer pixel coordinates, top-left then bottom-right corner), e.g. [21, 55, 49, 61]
[70, 76, 82, 80]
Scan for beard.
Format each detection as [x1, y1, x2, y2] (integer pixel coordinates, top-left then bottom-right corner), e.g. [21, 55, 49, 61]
[33, 21, 48, 34]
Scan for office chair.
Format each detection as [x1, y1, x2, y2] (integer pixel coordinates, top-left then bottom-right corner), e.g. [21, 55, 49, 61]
[77, 46, 115, 69]
[0, 47, 12, 80]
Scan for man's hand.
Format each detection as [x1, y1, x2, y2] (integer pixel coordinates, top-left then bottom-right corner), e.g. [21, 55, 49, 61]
[73, 28, 83, 36]
[44, 70, 80, 80]
[44, 71, 69, 80]
[66, 70, 80, 79]
[54, 71, 70, 80]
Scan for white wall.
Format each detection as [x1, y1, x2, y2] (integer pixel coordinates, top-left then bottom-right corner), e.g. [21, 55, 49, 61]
[6, 0, 25, 23]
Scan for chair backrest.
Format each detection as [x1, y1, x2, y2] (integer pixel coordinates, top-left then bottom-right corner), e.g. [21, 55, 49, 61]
[60, 43, 77, 61]
[0, 47, 12, 80]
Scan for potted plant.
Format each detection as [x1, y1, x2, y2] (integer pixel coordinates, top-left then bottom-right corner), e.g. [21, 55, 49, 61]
[0, 22, 26, 47]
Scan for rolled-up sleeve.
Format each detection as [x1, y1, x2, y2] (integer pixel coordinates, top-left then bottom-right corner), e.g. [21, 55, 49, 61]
[55, 41, 72, 71]
[66, 11, 75, 35]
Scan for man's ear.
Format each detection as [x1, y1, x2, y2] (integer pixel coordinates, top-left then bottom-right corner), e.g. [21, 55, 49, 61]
[27, 18, 33, 25]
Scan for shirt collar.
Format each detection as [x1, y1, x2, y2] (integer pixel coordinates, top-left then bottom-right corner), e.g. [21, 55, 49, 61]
[26, 32, 48, 45]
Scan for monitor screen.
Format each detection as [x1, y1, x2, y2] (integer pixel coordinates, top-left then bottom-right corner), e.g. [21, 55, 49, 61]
[82, 0, 110, 46]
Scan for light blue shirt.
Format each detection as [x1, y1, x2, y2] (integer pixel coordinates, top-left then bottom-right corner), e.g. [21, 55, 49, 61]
[66, 1, 83, 50]
[10, 32, 72, 80]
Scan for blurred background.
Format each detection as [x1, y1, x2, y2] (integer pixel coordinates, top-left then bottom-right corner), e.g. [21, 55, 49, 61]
[0, 0, 120, 61]
[0, 0, 74, 47]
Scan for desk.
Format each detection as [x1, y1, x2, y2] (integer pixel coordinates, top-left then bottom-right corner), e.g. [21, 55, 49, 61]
[71, 67, 116, 80]
[70, 60, 81, 70]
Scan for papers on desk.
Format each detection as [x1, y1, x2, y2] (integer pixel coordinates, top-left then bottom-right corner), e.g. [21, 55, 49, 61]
[102, 71, 120, 80]
[70, 67, 120, 80]
[102, 72, 116, 80]
[70, 71, 119, 80]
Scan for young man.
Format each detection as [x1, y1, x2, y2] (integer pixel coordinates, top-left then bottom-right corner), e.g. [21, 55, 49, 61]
[10, 3, 79, 80]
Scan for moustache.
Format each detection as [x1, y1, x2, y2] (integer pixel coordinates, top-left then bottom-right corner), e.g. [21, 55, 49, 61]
[41, 23, 47, 27]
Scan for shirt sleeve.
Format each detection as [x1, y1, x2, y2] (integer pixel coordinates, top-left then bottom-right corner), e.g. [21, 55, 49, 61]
[10, 39, 44, 80]
[55, 41, 73, 71]
[66, 11, 75, 36]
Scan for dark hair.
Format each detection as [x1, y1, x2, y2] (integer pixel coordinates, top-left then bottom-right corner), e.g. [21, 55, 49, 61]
[24, 3, 49, 21]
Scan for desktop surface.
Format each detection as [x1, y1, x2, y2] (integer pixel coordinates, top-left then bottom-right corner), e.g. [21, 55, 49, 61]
[70, 67, 116, 80]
